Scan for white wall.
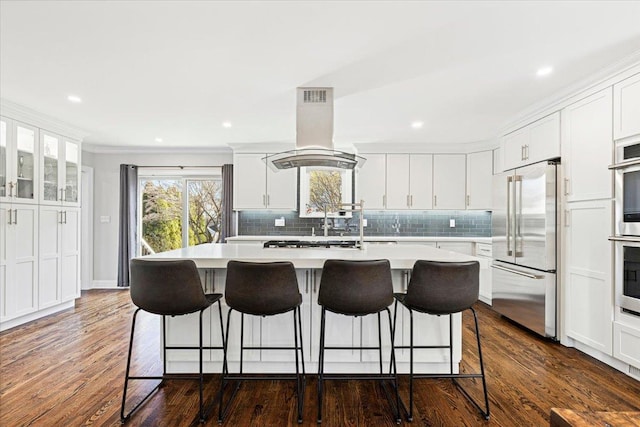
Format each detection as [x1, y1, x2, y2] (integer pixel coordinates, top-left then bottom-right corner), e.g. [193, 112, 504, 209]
[82, 150, 233, 285]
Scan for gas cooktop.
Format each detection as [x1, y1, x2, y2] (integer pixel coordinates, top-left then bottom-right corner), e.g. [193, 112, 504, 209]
[263, 240, 357, 249]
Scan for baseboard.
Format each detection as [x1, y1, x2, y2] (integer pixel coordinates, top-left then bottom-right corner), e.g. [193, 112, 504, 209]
[90, 280, 119, 289]
[0, 301, 75, 332]
[573, 340, 637, 380]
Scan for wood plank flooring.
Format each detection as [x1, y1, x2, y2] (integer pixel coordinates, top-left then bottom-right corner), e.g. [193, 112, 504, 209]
[1, 290, 639, 426]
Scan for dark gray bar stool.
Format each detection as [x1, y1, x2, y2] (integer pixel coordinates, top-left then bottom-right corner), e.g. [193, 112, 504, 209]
[317, 259, 401, 424]
[218, 260, 305, 424]
[393, 260, 489, 422]
[121, 259, 225, 424]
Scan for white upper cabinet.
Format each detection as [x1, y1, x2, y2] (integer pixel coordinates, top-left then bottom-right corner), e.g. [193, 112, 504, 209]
[409, 154, 434, 209]
[0, 117, 39, 204]
[613, 72, 640, 140]
[385, 154, 434, 210]
[234, 153, 296, 210]
[433, 154, 466, 210]
[40, 131, 81, 207]
[561, 88, 613, 202]
[501, 112, 561, 170]
[493, 147, 502, 174]
[357, 153, 386, 209]
[466, 150, 493, 210]
[385, 154, 410, 209]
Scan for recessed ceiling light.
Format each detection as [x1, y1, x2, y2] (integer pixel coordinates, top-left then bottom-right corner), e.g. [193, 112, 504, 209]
[67, 95, 82, 103]
[536, 66, 553, 77]
[222, 122, 232, 128]
[155, 137, 163, 143]
[411, 121, 424, 129]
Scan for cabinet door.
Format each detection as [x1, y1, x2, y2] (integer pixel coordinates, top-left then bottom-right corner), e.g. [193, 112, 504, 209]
[62, 140, 80, 206]
[39, 206, 61, 308]
[0, 117, 12, 201]
[466, 151, 493, 210]
[501, 127, 528, 171]
[385, 154, 410, 209]
[564, 200, 613, 355]
[0, 206, 8, 320]
[40, 132, 61, 204]
[562, 88, 613, 202]
[357, 154, 386, 209]
[613, 72, 640, 140]
[436, 241, 474, 255]
[234, 154, 267, 209]
[409, 154, 433, 210]
[61, 208, 80, 301]
[528, 112, 560, 164]
[433, 154, 466, 210]
[13, 122, 38, 204]
[6, 204, 38, 318]
[266, 165, 296, 210]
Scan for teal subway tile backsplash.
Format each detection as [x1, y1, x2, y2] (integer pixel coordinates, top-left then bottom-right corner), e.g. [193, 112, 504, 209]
[237, 210, 491, 237]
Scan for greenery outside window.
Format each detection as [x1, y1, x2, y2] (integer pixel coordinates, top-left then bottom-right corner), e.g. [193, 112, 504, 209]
[299, 167, 352, 218]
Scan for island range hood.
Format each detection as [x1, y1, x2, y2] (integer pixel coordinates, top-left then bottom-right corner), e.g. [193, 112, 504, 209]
[266, 88, 366, 170]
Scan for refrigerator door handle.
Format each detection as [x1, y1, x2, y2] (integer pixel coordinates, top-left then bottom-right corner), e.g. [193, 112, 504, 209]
[506, 175, 513, 256]
[491, 264, 542, 279]
[514, 174, 523, 257]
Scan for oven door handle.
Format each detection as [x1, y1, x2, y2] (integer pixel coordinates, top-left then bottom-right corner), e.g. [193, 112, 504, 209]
[609, 236, 640, 242]
[608, 158, 640, 170]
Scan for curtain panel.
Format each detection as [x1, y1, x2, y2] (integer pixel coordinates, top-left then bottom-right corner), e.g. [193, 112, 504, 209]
[117, 164, 138, 287]
[221, 164, 235, 243]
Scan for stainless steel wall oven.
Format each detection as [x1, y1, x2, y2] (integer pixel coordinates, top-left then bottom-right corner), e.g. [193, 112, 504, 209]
[612, 141, 640, 237]
[614, 239, 640, 315]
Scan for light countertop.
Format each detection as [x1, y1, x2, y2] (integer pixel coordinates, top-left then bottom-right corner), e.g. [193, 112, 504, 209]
[140, 242, 488, 270]
[227, 235, 492, 244]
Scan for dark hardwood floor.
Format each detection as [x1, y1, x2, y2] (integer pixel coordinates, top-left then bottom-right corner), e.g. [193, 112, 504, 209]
[1, 290, 639, 426]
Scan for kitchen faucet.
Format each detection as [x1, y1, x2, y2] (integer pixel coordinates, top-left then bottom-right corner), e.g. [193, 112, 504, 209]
[322, 206, 332, 237]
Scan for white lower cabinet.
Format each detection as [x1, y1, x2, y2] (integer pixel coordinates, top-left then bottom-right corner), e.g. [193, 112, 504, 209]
[564, 200, 613, 355]
[0, 203, 38, 321]
[436, 241, 473, 255]
[613, 321, 640, 370]
[38, 206, 80, 308]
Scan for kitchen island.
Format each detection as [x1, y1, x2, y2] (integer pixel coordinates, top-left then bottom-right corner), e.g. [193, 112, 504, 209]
[140, 243, 487, 374]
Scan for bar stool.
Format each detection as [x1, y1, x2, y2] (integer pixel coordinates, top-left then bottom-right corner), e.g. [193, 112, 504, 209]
[393, 260, 489, 422]
[121, 259, 225, 424]
[218, 260, 305, 424]
[317, 259, 401, 424]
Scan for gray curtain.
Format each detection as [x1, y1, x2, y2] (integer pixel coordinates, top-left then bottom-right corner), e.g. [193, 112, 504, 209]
[220, 164, 235, 243]
[117, 164, 138, 287]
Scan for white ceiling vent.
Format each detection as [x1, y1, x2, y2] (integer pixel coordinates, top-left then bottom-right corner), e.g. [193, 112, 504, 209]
[303, 89, 328, 103]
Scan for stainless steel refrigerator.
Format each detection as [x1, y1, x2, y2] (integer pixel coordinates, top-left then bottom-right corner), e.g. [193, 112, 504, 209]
[491, 160, 558, 339]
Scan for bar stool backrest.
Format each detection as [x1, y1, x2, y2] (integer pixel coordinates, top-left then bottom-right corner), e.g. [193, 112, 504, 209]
[318, 259, 393, 315]
[225, 261, 302, 315]
[405, 260, 479, 315]
[130, 259, 211, 316]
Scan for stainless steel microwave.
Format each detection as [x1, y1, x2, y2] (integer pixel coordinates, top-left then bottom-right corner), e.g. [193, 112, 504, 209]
[612, 141, 640, 237]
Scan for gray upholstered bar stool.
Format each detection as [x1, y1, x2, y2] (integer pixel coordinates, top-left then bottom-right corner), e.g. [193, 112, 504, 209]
[218, 260, 305, 424]
[392, 260, 489, 422]
[317, 259, 401, 424]
[121, 259, 225, 424]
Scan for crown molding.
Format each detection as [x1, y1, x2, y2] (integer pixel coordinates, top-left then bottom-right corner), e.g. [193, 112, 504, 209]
[83, 143, 233, 155]
[500, 50, 640, 135]
[0, 98, 90, 141]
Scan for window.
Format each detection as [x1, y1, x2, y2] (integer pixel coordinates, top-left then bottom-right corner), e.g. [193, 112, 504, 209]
[138, 168, 222, 255]
[299, 167, 352, 217]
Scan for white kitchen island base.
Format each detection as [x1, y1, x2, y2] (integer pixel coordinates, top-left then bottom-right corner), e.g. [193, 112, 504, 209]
[141, 243, 485, 375]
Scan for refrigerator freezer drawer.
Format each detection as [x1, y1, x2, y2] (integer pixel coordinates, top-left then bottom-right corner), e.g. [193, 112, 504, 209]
[491, 262, 557, 338]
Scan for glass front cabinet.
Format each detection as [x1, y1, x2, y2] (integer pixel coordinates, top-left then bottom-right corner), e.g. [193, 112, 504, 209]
[0, 116, 39, 204]
[39, 131, 80, 206]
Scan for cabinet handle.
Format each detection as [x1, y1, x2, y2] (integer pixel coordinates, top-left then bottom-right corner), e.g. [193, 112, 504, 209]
[313, 270, 317, 293]
[262, 194, 266, 206]
[410, 195, 413, 207]
[466, 195, 470, 206]
[267, 194, 270, 206]
[8, 181, 14, 198]
[59, 211, 63, 224]
[305, 270, 309, 294]
[406, 195, 410, 207]
[564, 178, 570, 196]
[525, 145, 530, 160]
[383, 194, 386, 208]
[434, 195, 437, 207]
[565, 210, 570, 227]
[13, 209, 17, 225]
[7, 209, 11, 225]
[64, 211, 67, 224]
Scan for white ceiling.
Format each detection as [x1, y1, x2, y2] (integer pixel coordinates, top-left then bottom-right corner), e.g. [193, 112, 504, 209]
[1, 1, 640, 150]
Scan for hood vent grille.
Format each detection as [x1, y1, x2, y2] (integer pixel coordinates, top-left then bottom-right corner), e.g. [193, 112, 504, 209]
[266, 87, 366, 171]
